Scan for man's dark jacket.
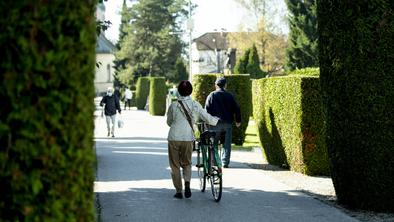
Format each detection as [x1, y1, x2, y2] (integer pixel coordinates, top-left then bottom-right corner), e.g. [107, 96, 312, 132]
[100, 95, 121, 116]
[205, 88, 241, 124]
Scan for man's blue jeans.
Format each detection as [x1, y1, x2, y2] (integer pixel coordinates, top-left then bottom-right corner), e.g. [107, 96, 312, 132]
[209, 122, 232, 166]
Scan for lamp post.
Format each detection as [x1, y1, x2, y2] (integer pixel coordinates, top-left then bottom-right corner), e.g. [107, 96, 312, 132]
[212, 38, 220, 73]
[187, 0, 193, 82]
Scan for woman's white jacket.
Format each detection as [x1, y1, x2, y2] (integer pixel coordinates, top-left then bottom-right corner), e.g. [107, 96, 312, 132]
[166, 96, 219, 141]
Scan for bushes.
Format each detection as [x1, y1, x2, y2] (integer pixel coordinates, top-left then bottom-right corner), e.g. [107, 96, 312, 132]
[149, 77, 167, 116]
[224, 75, 252, 145]
[318, 1, 394, 211]
[288, 67, 320, 76]
[135, 77, 150, 110]
[252, 76, 329, 175]
[192, 74, 252, 145]
[0, 1, 96, 221]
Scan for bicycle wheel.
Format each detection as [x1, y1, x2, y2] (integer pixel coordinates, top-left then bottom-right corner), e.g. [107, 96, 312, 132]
[196, 148, 206, 192]
[210, 167, 222, 202]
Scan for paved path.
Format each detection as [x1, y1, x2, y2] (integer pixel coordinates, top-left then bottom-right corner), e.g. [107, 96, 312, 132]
[94, 102, 358, 222]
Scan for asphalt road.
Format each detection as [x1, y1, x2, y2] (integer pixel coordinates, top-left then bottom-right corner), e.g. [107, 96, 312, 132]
[94, 103, 358, 222]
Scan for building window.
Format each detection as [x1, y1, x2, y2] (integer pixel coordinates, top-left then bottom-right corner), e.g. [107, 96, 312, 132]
[107, 64, 111, 82]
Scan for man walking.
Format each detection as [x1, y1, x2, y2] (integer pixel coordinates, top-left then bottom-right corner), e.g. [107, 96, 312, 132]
[205, 77, 241, 168]
[100, 87, 121, 137]
[124, 86, 132, 110]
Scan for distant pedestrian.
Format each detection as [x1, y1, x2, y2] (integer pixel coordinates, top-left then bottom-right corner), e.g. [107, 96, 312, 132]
[166, 80, 219, 199]
[124, 87, 133, 110]
[205, 77, 241, 168]
[114, 86, 121, 102]
[100, 87, 121, 137]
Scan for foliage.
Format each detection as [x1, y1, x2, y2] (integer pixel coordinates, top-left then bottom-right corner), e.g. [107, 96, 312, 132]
[0, 1, 96, 220]
[168, 57, 188, 83]
[285, 0, 319, 70]
[233, 48, 250, 74]
[113, 0, 131, 84]
[135, 77, 151, 110]
[246, 44, 264, 79]
[149, 77, 167, 116]
[288, 67, 319, 76]
[252, 77, 329, 175]
[192, 74, 252, 145]
[228, 20, 287, 74]
[225, 75, 253, 145]
[318, 0, 394, 211]
[116, 0, 188, 81]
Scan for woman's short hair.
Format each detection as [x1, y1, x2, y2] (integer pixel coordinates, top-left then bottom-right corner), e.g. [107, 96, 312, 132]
[177, 80, 193, 96]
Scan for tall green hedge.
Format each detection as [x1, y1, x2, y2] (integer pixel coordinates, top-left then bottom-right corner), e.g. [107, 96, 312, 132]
[149, 77, 167, 116]
[318, 1, 394, 211]
[192, 74, 252, 145]
[252, 76, 329, 175]
[135, 77, 150, 110]
[0, 1, 96, 221]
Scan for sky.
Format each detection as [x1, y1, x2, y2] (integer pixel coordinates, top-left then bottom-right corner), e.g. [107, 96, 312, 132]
[103, 0, 288, 44]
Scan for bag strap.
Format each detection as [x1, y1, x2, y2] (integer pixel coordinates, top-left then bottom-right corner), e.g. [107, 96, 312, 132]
[178, 101, 194, 133]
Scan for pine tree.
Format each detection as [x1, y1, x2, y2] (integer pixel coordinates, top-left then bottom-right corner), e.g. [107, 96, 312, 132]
[113, 0, 130, 87]
[234, 48, 250, 74]
[246, 44, 264, 79]
[285, 0, 318, 70]
[172, 57, 188, 83]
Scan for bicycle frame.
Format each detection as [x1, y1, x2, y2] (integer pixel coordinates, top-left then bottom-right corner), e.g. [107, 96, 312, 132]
[196, 122, 223, 202]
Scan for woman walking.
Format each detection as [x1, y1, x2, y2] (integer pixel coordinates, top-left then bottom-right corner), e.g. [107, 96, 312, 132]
[166, 80, 219, 199]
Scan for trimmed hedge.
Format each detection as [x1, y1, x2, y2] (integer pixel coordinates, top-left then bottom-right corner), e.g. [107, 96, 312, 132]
[318, 1, 394, 211]
[0, 1, 96, 221]
[192, 74, 252, 145]
[149, 77, 167, 116]
[252, 76, 329, 175]
[135, 77, 150, 110]
[288, 67, 320, 76]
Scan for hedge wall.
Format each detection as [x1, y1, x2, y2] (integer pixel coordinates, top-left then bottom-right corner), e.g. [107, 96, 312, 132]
[252, 76, 329, 175]
[135, 77, 150, 110]
[149, 77, 167, 116]
[192, 74, 252, 145]
[318, 1, 394, 211]
[0, 1, 96, 221]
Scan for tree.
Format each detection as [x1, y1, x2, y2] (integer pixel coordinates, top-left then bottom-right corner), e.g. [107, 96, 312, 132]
[285, 0, 318, 70]
[171, 57, 188, 83]
[227, 19, 287, 74]
[113, 0, 131, 87]
[116, 0, 187, 84]
[246, 44, 264, 78]
[233, 48, 250, 74]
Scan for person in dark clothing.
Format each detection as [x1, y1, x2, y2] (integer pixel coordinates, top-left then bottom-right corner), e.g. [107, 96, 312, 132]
[205, 77, 241, 168]
[114, 86, 121, 102]
[100, 87, 121, 137]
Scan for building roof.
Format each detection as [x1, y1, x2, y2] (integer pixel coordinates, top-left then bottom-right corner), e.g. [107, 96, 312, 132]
[96, 34, 116, 53]
[193, 32, 228, 51]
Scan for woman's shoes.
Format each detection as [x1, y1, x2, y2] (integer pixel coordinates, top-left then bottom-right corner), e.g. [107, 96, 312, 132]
[184, 182, 192, 198]
[173, 192, 183, 199]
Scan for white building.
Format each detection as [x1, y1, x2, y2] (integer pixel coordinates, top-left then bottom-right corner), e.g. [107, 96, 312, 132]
[95, 3, 116, 96]
[191, 32, 235, 75]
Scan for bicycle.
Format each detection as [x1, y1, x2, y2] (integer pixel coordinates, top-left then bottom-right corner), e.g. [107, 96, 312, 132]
[195, 123, 225, 202]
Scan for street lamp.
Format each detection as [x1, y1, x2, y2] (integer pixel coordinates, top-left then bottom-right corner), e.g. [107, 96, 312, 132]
[212, 38, 220, 73]
[187, 0, 193, 82]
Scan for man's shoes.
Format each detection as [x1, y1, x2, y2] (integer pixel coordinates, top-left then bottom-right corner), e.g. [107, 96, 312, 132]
[184, 182, 191, 198]
[111, 133, 115, 138]
[173, 192, 183, 199]
[223, 165, 229, 168]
